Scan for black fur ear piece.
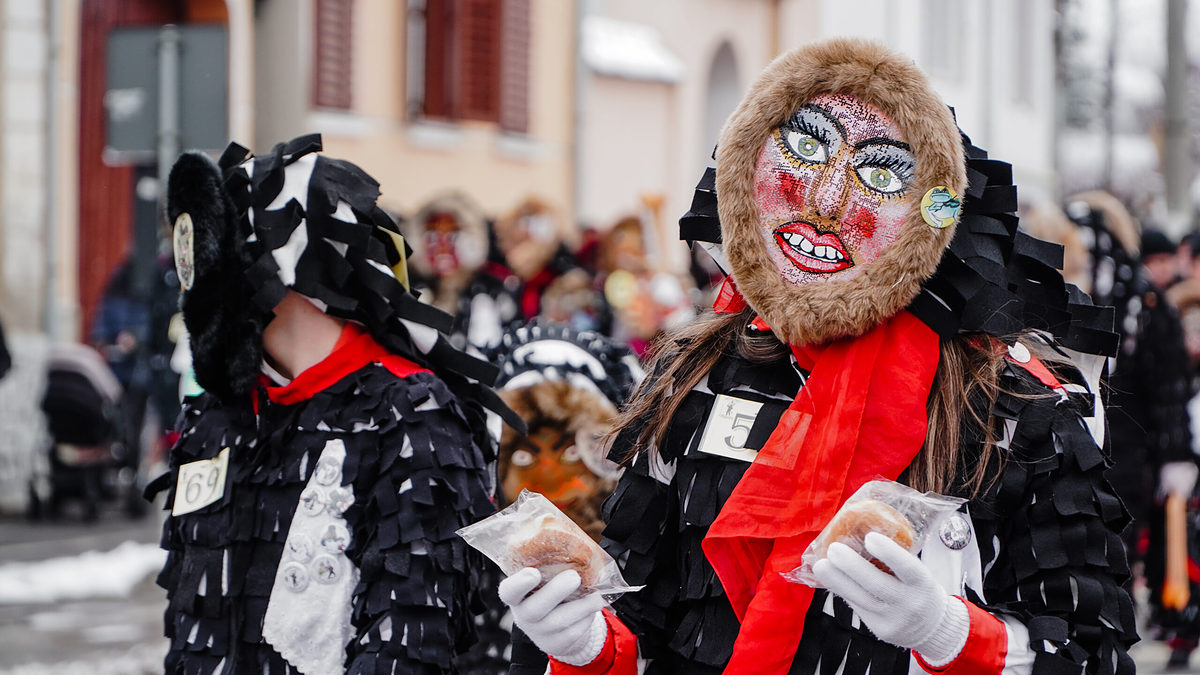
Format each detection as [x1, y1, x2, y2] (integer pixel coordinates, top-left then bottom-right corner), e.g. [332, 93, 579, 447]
[167, 151, 265, 404]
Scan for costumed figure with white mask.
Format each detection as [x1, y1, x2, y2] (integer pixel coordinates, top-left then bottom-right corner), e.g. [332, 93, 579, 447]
[498, 39, 1136, 675]
[147, 135, 519, 674]
[406, 191, 514, 352]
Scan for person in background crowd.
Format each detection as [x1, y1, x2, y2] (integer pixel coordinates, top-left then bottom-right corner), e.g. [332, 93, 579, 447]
[594, 216, 695, 357]
[90, 254, 179, 516]
[404, 191, 518, 353]
[1143, 228, 1181, 291]
[485, 197, 576, 329]
[149, 135, 515, 673]
[498, 38, 1136, 674]
[1064, 193, 1199, 670]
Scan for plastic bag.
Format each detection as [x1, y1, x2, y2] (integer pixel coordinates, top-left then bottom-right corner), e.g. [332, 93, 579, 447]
[783, 479, 965, 587]
[456, 489, 643, 600]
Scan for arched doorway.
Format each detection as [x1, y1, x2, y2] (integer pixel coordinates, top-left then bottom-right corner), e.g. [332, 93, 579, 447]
[701, 41, 740, 158]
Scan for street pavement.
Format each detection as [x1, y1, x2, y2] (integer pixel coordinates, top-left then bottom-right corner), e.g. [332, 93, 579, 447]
[1, 498, 1198, 673]
[0, 497, 167, 675]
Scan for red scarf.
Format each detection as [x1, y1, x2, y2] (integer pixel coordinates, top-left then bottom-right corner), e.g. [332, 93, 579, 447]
[702, 294, 940, 673]
[264, 323, 429, 406]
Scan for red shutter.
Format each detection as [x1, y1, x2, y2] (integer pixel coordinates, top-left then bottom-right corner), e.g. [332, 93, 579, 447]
[422, 0, 453, 119]
[313, 0, 354, 109]
[499, 0, 530, 133]
[418, 0, 525, 126]
[457, 0, 501, 122]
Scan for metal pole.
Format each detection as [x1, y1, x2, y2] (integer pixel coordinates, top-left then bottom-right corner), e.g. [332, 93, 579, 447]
[157, 24, 180, 217]
[141, 23, 181, 302]
[1164, 0, 1192, 239]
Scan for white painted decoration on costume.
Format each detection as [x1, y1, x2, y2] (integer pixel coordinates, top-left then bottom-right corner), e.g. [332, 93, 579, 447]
[263, 438, 360, 674]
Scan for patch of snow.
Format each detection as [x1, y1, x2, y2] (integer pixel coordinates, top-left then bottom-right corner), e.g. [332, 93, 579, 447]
[0, 541, 165, 605]
[582, 16, 684, 83]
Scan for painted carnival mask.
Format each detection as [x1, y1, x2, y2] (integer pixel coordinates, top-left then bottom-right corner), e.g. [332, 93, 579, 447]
[713, 40, 966, 346]
[756, 93, 915, 285]
[501, 425, 597, 512]
[423, 211, 461, 276]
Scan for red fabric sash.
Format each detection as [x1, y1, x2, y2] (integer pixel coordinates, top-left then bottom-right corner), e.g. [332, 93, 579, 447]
[702, 309, 940, 674]
[265, 323, 429, 405]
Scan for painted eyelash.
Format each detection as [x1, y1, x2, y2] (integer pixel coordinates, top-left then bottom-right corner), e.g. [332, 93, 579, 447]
[786, 114, 831, 145]
[855, 153, 914, 181]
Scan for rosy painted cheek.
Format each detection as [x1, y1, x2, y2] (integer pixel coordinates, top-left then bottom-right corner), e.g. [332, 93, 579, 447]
[754, 149, 814, 224]
[842, 198, 907, 262]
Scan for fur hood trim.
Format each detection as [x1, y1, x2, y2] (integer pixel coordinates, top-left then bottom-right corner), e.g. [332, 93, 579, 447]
[405, 191, 490, 277]
[498, 380, 618, 442]
[716, 38, 966, 346]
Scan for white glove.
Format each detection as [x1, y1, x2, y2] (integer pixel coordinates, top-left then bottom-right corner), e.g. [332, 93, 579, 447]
[497, 567, 610, 666]
[812, 532, 970, 666]
[1160, 461, 1199, 498]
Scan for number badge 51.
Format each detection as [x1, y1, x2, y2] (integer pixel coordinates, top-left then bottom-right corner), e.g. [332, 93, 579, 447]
[172, 447, 231, 516]
[697, 394, 763, 463]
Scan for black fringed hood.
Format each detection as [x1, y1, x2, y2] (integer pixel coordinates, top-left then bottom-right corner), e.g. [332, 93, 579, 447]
[167, 134, 518, 426]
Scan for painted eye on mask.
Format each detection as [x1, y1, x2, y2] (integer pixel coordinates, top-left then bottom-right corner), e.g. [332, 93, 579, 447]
[560, 445, 582, 464]
[856, 165, 905, 194]
[783, 130, 828, 163]
[510, 449, 535, 467]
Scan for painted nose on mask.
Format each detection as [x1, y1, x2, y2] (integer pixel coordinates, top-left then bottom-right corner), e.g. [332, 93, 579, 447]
[811, 161, 850, 221]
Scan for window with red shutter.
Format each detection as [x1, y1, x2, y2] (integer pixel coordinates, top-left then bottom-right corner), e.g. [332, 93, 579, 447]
[313, 0, 354, 110]
[409, 0, 527, 131]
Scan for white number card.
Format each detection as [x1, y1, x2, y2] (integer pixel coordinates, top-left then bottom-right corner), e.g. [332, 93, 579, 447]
[172, 447, 230, 516]
[697, 394, 764, 462]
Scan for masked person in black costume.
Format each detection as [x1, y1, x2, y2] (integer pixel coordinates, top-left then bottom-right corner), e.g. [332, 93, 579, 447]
[148, 135, 516, 673]
[1063, 193, 1199, 670]
[497, 38, 1137, 675]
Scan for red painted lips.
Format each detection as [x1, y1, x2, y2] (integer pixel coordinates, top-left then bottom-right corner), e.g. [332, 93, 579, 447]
[774, 222, 852, 273]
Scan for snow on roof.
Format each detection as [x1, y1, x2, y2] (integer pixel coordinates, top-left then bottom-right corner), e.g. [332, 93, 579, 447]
[582, 15, 685, 83]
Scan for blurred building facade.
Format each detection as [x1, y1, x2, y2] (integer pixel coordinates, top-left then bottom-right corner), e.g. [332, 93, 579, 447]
[1, 0, 1058, 342]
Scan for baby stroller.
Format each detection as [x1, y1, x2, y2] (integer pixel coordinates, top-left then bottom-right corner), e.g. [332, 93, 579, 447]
[38, 342, 124, 521]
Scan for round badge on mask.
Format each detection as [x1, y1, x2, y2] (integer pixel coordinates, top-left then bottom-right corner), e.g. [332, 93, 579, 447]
[174, 212, 195, 291]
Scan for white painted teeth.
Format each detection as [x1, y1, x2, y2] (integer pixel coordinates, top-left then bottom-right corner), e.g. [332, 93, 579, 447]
[781, 230, 844, 262]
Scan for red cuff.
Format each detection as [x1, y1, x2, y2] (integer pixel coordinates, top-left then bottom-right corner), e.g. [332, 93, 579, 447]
[549, 609, 638, 675]
[914, 597, 1008, 675]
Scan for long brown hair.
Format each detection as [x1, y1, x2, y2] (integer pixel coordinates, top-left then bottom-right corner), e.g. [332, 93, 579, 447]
[613, 308, 1009, 499]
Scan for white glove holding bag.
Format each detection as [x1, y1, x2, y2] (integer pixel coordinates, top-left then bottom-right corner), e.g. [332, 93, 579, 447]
[497, 567, 610, 666]
[812, 532, 970, 666]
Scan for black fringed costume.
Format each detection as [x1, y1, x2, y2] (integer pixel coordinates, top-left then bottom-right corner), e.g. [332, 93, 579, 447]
[585, 131, 1138, 674]
[156, 348, 496, 672]
[148, 135, 511, 673]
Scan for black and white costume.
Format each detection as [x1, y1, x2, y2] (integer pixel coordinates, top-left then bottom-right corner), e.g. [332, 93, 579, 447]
[149, 135, 512, 673]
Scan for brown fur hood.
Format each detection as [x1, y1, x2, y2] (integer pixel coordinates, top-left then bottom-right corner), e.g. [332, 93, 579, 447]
[716, 38, 967, 345]
[498, 379, 619, 449]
